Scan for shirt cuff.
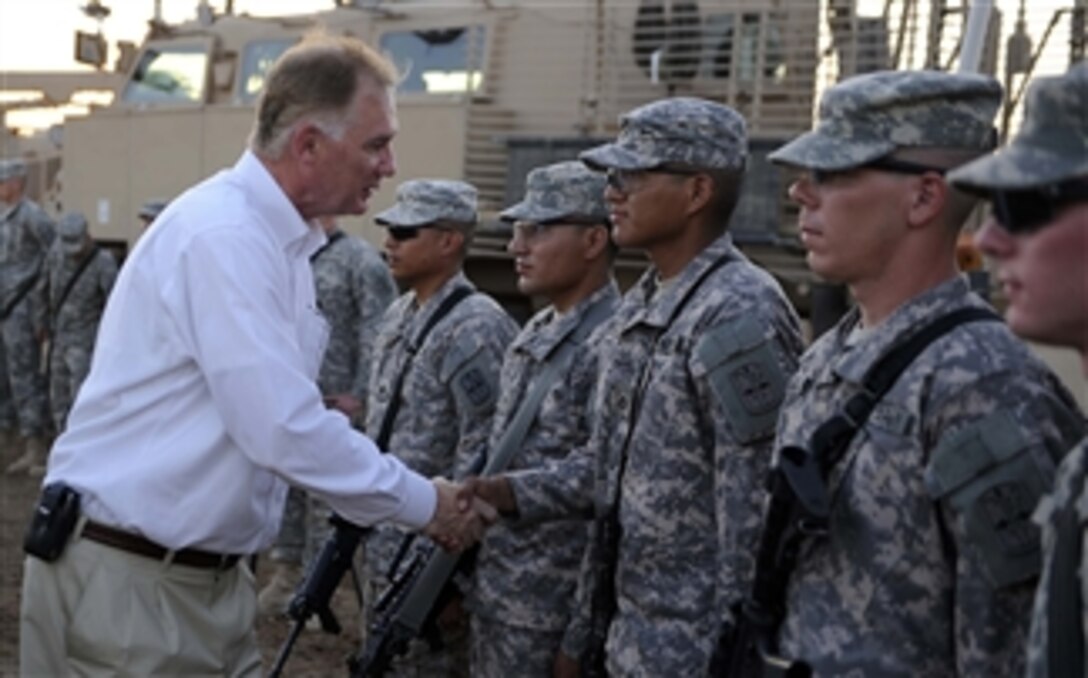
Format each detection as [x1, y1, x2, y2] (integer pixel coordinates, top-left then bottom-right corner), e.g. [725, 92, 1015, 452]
[393, 471, 437, 530]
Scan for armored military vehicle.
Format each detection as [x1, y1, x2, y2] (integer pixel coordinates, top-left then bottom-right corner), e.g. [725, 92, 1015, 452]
[3, 0, 1085, 322]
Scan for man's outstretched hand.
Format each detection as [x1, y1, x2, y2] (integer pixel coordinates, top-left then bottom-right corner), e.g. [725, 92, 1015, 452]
[458, 475, 517, 516]
[423, 477, 498, 552]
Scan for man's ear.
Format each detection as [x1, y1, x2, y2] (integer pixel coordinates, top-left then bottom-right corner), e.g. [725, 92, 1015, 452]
[905, 174, 949, 229]
[441, 229, 466, 257]
[289, 121, 324, 169]
[683, 174, 715, 218]
[583, 223, 611, 261]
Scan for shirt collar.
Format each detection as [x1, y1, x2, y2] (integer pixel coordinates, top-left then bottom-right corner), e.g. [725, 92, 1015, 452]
[232, 150, 325, 258]
[514, 279, 621, 361]
[831, 275, 976, 383]
[624, 231, 740, 331]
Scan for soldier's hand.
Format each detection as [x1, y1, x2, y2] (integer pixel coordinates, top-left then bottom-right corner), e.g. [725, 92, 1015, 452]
[553, 650, 580, 678]
[424, 478, 498, 552]
[322, 393, 362, 419]
[460, 474, 518, 515]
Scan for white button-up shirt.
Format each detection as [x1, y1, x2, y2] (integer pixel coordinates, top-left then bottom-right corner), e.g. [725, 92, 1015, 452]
[46, 151, 435, 553]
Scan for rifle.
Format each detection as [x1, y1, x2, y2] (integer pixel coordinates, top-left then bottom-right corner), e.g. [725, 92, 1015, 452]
[269, 514, 367, 678]
[707, 445, 823, 677]
[349, 537, 470, 677]
[708, 307, 1000, 677]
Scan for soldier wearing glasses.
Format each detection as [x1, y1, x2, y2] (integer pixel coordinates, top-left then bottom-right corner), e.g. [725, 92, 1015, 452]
[948, 61, 1088, 678]
[366, 178, 517, 676]
[469, 98, 803, 675]
[766, 70, 1084, 675]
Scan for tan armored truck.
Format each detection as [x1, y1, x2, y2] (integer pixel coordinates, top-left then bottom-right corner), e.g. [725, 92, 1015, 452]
[7, 0, 1086, 326]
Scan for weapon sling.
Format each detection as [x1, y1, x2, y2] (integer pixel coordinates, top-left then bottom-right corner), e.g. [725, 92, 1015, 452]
[583, 255, 731, 676]
[715, 305, 1001, 677]
[0, 202, 48, 321]
[373, 285, 474, 451]
[353, 292, 615, 677]
[1045, 447, 1086, 678]
[309, 229, 345, 263]
[51, 246, 101, 322]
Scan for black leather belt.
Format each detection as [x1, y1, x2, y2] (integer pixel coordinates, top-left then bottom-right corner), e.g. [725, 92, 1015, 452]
[82, 520, 241, 570]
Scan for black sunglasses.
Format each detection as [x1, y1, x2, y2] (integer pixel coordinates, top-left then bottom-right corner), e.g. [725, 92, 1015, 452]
[386, 225, 458, 242]
[605, 166, 702, 193]
[386, 226, 421, 241]
[811, 157, 947, 186]
[989, 180, 1088, 234]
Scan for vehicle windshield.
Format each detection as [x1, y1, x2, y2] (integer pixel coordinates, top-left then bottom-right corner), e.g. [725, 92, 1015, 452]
[380, 26, 486, 94]
[237, 38, 296, 104]
[121, 42, 209, 104]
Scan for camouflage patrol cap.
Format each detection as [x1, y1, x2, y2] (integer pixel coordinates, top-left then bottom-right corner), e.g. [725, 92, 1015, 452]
[138, 198, 168, 221]
[769, 70, 1002, 170]
[949, 62, 1088, 192]
[580, 97, 747, 171]
[57, 212, 89, 256]
[0, 158, 27, 182]
[375, 179, 478, 228]
[500, 161, 609, 224]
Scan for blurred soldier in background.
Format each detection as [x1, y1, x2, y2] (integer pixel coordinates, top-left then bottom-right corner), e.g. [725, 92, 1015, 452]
[766, 69, 1084, 675]
[0, 157, 54, 474]
[137, 198, 169, 231]
[949, 61, 1088, 678]
[468, 161, 619, 677]
[258, 214, 397, 615]
[366, 179, 517, 676]
[34, 212, 117, 441]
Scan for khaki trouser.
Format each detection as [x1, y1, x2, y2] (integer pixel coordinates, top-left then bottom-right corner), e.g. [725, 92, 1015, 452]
[20, 530, 262, 677]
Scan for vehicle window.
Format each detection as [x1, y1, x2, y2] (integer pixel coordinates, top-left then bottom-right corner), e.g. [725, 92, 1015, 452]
[707, 13, 786, 82]
[237, 38, 296, 104]
[121, 43, 209, 104]
[379, 26, 486, 94]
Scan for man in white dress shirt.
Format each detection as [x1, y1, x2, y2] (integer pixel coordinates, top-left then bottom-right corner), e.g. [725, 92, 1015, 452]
[18, 34, 492, 676]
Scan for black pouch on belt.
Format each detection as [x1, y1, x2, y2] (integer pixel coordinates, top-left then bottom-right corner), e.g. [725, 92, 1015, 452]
[23, 482, 81, 562]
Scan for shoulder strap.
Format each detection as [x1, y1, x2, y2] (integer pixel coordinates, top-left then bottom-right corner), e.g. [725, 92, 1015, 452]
[52, 246, 101, 320]
[812, 306, 1002, 475]
[373, 286, 475, 451]
[0, 258, 44, 322]
[309, 230, 346, 263]
[1047, 447, 1087, 678]
[483, 295, 614, 475]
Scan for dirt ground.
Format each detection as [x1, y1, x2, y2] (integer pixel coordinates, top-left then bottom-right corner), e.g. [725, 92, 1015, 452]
[0, 442, 365, 677]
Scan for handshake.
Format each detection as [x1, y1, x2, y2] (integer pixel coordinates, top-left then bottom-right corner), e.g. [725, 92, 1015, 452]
[421, 476, 518, 552]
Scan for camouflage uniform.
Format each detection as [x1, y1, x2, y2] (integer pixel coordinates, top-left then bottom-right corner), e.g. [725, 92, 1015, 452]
[767, 70, 1087, 676]
[0, 158, 53, 439]
[366, 179, 517, 677]
[511, 100, 804, 675]
[35, 213, 117, 433]
[273, 229, 396, 568]
[468, 162, 619, 677]
[948, 62, 1088, 678]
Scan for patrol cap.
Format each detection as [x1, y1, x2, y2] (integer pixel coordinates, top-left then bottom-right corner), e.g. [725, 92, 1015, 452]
[769, 70, 1002, 170]
[580, 97, 747, 172]
[138, 198, 168, 221]
[949, 62, 1088, 192]
[57, 212, 89, 256]
[0, 158, 27, 182]
[500, 161, 609, 224]
[375, 179, 477, 228]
